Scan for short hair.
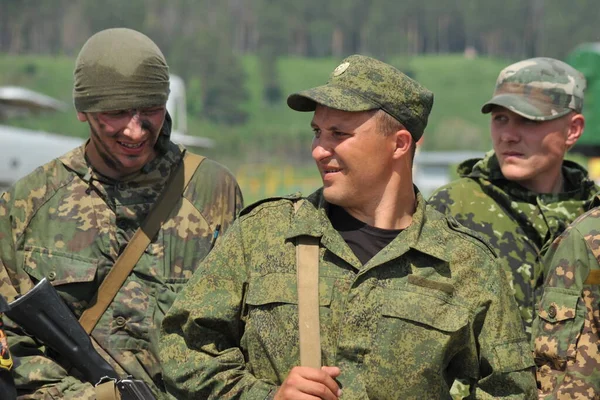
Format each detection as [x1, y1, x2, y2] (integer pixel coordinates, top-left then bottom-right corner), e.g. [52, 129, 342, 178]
[373, 110, 417, 163]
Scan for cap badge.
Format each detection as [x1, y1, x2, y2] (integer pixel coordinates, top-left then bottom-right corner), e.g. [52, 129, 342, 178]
[333, 62, 350, 76]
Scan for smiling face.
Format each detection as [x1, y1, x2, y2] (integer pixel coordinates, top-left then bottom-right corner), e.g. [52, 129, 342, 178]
[490, 106, 583, 193]
[311, 106, 401, 212]
[79, 106, 166, 180]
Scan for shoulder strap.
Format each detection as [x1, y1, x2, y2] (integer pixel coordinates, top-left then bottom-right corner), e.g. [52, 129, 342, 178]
[294, 200, 321, 368]
[585, 269, 600, 285]
[95, 379, 122, 400]
[79, 152, 205, 334]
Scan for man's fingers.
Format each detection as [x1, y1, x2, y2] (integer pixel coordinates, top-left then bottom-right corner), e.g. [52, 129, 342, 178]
[294, 380, 339, 400]
[300, 367, 340, 397]
[275, 366, 341, 400]
[321, 366, 341, 379]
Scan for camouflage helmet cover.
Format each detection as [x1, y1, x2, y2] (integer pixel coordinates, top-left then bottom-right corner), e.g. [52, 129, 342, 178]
[481, 57, 586, 121]
[287, 54, 434, 140]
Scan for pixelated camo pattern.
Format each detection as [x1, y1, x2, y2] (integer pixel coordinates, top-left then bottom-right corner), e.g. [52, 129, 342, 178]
[0, 141, 243, 399]
[532, 206, 600, 399]
[289, 54, 433, 140]
[160, 189, 536, 399]
[428, 151, 599, 338]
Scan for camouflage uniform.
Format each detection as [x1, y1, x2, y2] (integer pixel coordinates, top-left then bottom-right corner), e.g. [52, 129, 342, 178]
[160, 189, 536, 399]
[0, 139, 243, 398]
[0, 310, 15, 399]
[429, 152, 598, 335]
[532, 205, 600, 399]
[429, 58, 598, 337]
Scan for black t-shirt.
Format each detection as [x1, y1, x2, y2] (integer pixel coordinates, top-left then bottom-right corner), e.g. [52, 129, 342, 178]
[329, 205, 402, 265]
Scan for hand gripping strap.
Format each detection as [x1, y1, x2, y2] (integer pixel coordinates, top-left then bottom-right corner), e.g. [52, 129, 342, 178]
[294, 200, 321, 368]
[79, 152, 205, 334]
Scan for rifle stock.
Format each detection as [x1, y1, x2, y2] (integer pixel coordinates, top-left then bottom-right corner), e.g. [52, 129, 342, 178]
[0, 295, 16, 400]
[3, 278, 155, 400]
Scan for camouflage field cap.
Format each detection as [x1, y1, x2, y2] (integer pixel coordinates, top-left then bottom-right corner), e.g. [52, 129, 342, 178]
[287, 54, 434, 140]
[481, 57, 586, 121]
[73, 28, 170, 112]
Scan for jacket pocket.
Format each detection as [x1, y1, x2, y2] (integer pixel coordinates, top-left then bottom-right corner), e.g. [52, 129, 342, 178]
[373, 287, 470, 379]
[243, 273, 334, 379]
[381, 288, 468, 332]
[246, 273, 334, 307]
[534, 287, 584, 362]
[20, 246, 98, 313]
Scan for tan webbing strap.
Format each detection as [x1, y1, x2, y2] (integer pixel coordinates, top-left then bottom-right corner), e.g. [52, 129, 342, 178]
[79, 152, 205, 334]
[294, 200, 321, 368]
[95, 379, 122, 400]
[585, 269, 600, 285]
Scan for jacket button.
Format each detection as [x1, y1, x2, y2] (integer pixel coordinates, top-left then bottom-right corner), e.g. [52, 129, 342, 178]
[47, 271, 57, 281]
[548, 305, 557, 319]
[114, 316, 127, 327]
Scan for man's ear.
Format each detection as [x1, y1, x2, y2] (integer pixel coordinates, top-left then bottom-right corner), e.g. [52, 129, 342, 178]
[76, 112, 88, 122]
[392, 129, 412, 160]
[566, 113, 585, 148]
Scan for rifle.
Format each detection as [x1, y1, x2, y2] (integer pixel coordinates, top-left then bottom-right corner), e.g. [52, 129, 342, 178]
[0, 296, 16, 400]
[3, 278, 156, 400]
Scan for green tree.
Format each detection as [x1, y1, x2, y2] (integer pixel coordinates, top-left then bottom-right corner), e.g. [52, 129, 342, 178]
[82, 0, 147, 35]
[539, 0, 598, 59]
[256, 0, 288, 105]
[167, 2, 249, 125]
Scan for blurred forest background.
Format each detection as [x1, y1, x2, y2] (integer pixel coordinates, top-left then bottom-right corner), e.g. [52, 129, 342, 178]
[0, 0, 598, 200]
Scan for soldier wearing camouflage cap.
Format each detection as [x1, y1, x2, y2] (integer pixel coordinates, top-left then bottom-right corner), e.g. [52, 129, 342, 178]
[429, 58, 599, 339]
[0, 28, 243, 398]
[160, 55, 536, 399]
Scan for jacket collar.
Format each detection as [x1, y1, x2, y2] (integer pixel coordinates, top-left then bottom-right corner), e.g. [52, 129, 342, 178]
[459, 150, 598, 203]
[59, 141, 184, 187]
[285, 188, 450, 271]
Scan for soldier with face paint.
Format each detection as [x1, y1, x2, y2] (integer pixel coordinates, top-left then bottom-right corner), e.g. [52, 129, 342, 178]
[0, 28, 243, 398]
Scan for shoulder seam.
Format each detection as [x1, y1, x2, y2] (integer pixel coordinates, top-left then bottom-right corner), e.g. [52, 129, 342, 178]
[441, 219, 498, 260]
[239, 198, 296, 221]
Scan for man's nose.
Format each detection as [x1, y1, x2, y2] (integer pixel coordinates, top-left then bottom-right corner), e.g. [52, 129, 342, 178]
[123, 113, 145, 140]
[312, 137, 333, 161]
[499, 126, 521, 142]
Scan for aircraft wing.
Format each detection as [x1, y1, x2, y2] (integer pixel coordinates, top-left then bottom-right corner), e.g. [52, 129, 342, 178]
[413, 150, 485, 197]
[414, 150, 484, 167]
[170, 131, 215, 148]
[0, 125, 83, 189]
[0, 86, 67, 120]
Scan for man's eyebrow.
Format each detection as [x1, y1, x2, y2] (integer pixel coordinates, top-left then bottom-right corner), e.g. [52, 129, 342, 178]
[310, 122, 343, 131]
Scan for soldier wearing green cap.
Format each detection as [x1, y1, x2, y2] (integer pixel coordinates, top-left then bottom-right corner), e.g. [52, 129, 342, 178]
[0, 28, 243, 398]
[160, 54, 536, 399]
[429, 57, 599, 338]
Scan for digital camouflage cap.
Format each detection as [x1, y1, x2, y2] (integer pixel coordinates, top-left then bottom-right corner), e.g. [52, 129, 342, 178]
[481, 57, 586, 121]
[73, 28, 170, 112]
[287, 54, 434, 140]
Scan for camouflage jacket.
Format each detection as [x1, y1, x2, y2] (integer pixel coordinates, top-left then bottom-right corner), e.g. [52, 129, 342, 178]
[160, 188, 536, 399]
[532, 205, 600, 399]
[428, 151, 598, 336]
[0, 141, 243, 399]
